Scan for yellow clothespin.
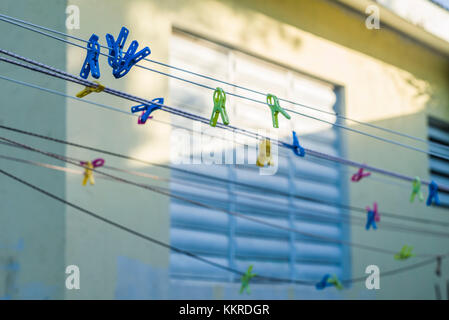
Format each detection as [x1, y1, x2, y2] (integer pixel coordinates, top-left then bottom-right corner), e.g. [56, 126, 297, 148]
[256, 139, 274, 167]
[76, 81, 105, 98]
[82, 161, 95, 186]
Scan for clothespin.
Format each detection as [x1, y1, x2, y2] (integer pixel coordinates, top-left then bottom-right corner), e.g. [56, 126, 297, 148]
[373, 202, 380, 222]
[315, 274, 331, 290]
[266, 94, 290, 128]
[365, 205, 377, 230]
[80, 158, 104, 186]
[106, 27, 129, 69]
[351, 167, 371, 182]
[131, 98, 164, 124]
[239, 265, 256, 295]
[436, 256, 442, 277]
[366, 202, 380, 222]
[210, 88, 229, 127]
[327, 275, 343, 290]
[426, 180, 440, 206]
[80, 34, 101, 79]
[394, 245, 414, 260]
[112, 39, 151, 79]
[410, 177, 424, 203]
[76, 81, 105, 98]
[316, 274, 343, 290]
[290, 131, 305, 157]
[256, 139, 273, 167]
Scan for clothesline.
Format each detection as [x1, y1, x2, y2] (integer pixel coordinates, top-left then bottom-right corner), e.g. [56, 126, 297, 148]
[1, 150, 449, 239]
[1, 134, 440, 258]
[0, 73, 421, 195]
[1, 52, 448, 194]
[1, 167, 448, 287]
[1, 124, 448, 228]
[1, 13, 448, 155]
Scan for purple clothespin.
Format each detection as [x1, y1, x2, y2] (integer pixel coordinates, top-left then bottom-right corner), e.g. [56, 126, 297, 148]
[351, 167, 371, 182]
[80, 158, 105, 168]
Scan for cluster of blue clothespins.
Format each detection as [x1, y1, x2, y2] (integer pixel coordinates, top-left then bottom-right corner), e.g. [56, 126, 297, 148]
[80, 26, 151, 80]
[79, 27, 164, 124]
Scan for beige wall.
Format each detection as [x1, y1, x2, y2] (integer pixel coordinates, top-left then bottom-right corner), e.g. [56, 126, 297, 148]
[0, 0, 67, 299]
[1, 0, 448, 299]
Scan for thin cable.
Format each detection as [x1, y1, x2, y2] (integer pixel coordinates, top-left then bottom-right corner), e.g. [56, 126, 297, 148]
[2, 53, 449, 193]
[2, 20, 449, 161]
[1, 167, 448, 286]
[0, 71, 426, 198]
[2, 13, 448, 153]
[3, 151, 449, 240]
[0, 73, 430, 201]
[0, 73, 422, 195]
[0, 52, 261, 141]
[4, 135, 439, 257]
[0, 168, 246, 278]
[0, 74, 249, 148]
[3, 123, 449, 229]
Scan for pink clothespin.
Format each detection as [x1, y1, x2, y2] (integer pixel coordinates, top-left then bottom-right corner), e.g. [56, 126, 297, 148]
[137, 114, 153, 124]
[80, 158, 105, 168]
[351, 167, 371, 182]
[366, 202, 380, 222]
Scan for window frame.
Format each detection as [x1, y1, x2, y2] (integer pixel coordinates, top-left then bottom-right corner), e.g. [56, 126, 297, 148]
[168, 27, 351, 293]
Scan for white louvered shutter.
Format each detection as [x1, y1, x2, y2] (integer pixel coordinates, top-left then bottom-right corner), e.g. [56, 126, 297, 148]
[428, 118, 449, 207]
[168, 32, 348, 284]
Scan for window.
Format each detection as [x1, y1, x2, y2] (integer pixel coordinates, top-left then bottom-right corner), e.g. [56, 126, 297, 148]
[428, 117, 449, 208]
[168, 31, 349, 285]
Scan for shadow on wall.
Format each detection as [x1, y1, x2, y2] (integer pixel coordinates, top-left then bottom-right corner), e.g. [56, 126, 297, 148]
[0, 239, 57, 299]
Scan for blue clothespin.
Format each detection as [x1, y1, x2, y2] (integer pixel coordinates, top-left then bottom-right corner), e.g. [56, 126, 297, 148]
[131, 98, 163, 124]
[290, 131, 305, 157]
[80, 34, 101, 79]
[426, 180, 440, 206]
[113, 40, 151, 79]
[315, 274, 331, 290]
[106, 27, 129, 69]
[365, 208, 377, 230]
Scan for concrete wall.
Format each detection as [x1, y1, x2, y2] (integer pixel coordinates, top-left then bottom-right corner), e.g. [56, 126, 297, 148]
[0, 0, 448, 299]
[0, 0, 67, 299]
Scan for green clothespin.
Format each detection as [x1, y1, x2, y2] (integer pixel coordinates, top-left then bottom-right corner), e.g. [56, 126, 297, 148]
[266, 94, 291, 128]
[210, 87, 229, 127]
[327, 274, 343, 290]
[239, 265, 257, 294]
[410, 177, 424, 203]
[394, 245, 415, 260]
